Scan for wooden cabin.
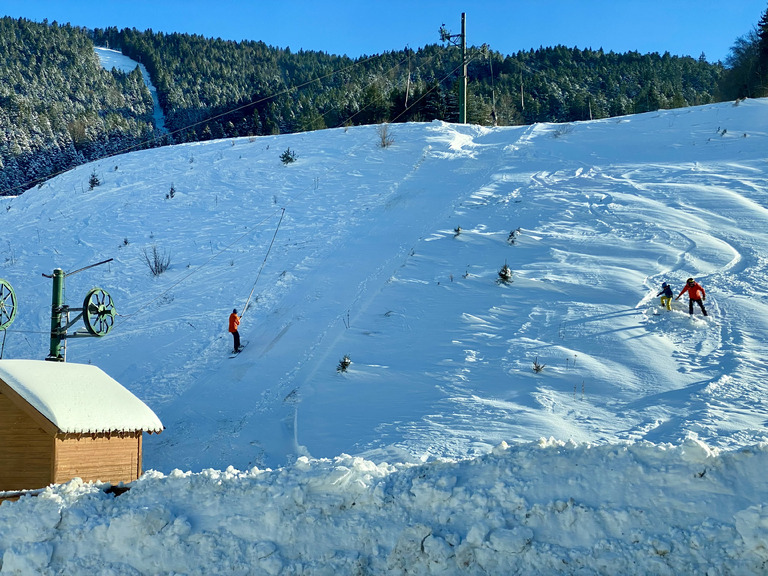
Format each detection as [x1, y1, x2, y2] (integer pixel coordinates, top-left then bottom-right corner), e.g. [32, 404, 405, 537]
[0, 359, 163, 492]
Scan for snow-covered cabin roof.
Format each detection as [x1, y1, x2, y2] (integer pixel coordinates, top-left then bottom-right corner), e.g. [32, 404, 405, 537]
[0, 360, 163, 435]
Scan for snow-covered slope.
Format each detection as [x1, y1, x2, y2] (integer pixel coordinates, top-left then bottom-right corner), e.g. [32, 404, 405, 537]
[1, 99, 768, 573]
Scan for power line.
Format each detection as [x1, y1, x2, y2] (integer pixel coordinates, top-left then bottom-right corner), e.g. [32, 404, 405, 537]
[0, 40, 473, 347]
[0, 48, 414, 197]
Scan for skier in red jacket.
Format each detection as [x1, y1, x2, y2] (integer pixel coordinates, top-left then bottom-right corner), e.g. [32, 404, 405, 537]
[675, 278, 707, 316]
[229, 309, 241, 353]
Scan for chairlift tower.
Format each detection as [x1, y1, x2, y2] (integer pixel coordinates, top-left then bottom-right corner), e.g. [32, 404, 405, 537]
[43, 259, 117, 362]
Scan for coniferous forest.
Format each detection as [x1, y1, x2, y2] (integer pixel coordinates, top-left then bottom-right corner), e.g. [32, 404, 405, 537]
[0, 19, 155, 195]
[2, 11, 768, 197]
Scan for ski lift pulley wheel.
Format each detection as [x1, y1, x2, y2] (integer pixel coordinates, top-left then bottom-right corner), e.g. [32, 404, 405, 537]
[83, 287, 116, 336]
[0, 278, 17, 330]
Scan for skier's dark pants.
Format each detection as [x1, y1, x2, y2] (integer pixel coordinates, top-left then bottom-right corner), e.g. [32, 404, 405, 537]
[689, 298, 707, 316]
[232, 330, 240, 351]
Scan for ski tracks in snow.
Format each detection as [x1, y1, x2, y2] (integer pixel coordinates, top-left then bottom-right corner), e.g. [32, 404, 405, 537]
[615, 161, 768, 446]
[417, 126, 768, 451]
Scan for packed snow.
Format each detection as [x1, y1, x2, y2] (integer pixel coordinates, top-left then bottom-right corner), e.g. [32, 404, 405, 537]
[2, 96, 768, 573]
[0, 360, 163, 434]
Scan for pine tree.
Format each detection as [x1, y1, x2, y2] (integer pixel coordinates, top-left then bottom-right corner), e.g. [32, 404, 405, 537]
[720, 29, 761, 99]
[88, 169, 100, 190]
[758, 6, 768, 94]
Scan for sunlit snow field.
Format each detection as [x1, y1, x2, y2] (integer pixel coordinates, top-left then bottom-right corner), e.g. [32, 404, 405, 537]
[2, 91, 768, 573]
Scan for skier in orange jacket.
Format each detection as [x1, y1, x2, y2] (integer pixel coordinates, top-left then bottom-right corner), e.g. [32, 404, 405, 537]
[675, 278, 707, 316]
[229, 309, 241, 353]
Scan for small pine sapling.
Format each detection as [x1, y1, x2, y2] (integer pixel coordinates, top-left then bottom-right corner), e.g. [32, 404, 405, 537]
[88, 170, 100, 190]
[498, 262, 513, 283]
[280, 148, 297, 164]
[337, 354, 351, 373]
[532, 356, 545, 373]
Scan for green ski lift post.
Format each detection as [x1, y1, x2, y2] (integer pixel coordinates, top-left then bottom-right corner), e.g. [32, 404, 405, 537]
[43, 258, 116, 362]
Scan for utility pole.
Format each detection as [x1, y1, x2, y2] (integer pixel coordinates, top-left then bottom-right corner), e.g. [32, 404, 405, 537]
[440, 13, 468, 124]
[459, 13, 467, 124]
[405, 51, 411, 109]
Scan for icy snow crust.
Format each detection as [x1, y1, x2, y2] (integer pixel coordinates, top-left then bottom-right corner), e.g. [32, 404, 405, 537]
[2, 97, 768, 572]
[0, 360, 163, 434]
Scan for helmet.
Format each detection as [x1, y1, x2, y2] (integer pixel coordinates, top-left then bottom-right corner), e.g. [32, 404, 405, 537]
[687, 278, 695, 285]
[662, 282, 668, 288]
[233, 308, 237, 314]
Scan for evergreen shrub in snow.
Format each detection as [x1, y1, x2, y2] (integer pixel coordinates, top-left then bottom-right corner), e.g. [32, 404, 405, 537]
[337, 355, 351, 373]
[88, 170, 100, 190]
[280, 148, 297, 164]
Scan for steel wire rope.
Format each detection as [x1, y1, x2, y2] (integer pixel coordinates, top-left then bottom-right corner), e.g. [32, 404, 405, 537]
[112, 205, 286, 327]
[108, 52, 421, 332]
[2, 45, 475, 346]
[220, 52, 467, 213]
[112, 53, 474, 367]
[316, 55, 480, 330]
[2, 42, 470, 199]
[0, 50, 404, 197]
[388, 59, 468, 124]
[214, 60, 434, 319]
[241, 207, 284, 318]
[1, 328, 49, 335]
[0, 51, 426, 337]
[194, 60, 465, 335]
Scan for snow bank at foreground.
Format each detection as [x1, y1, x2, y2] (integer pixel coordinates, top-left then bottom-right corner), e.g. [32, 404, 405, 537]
[1, 438, 767, 575]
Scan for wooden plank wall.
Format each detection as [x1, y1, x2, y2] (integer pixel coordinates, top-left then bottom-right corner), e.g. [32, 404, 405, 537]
[0, 394, 54, 491]
[53, 432, 141, 485]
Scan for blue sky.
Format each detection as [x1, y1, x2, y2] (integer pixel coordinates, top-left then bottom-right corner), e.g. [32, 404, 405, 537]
[3, 0, 766, 63]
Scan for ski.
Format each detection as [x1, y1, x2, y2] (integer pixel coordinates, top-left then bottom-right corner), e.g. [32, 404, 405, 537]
[229, 340, 248, 358]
